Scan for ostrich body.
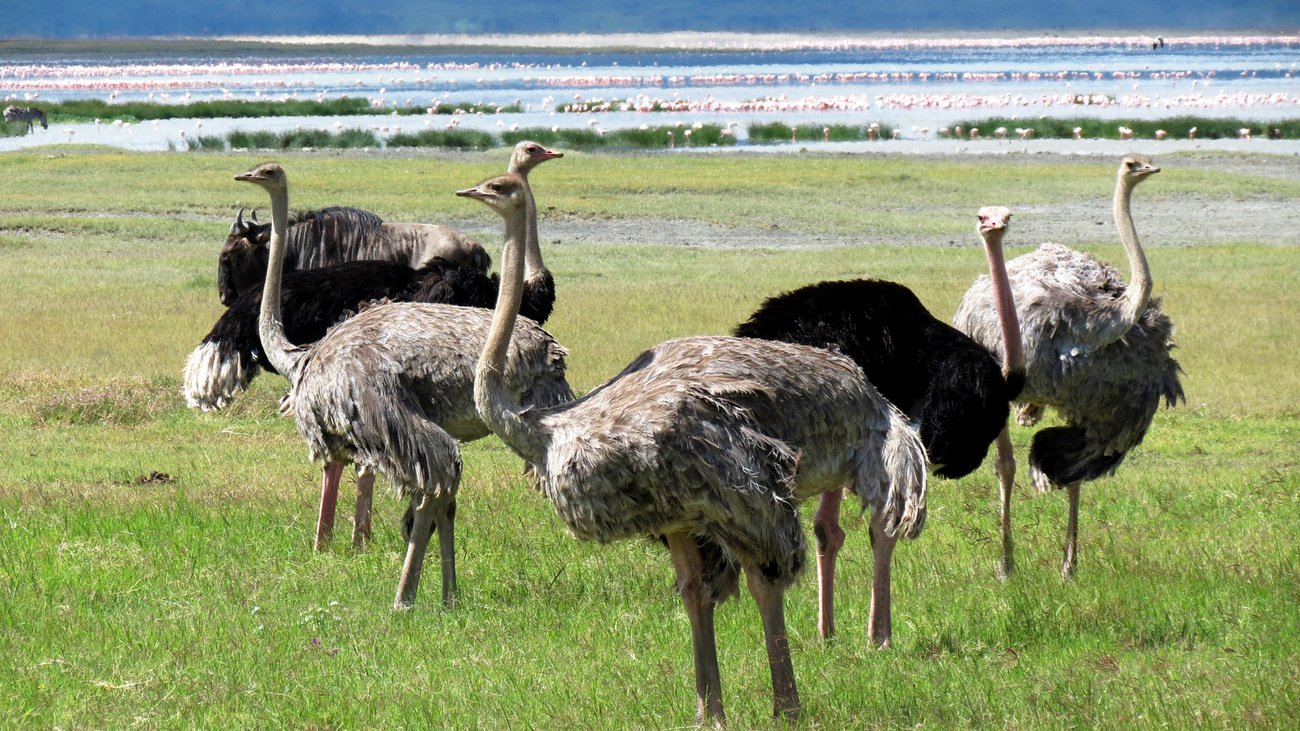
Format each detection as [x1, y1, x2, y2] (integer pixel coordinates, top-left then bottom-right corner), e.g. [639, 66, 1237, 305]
[240, 161, 571, 610]
[218, 205, 489, 306]
[955, 154, 1183, 579]
[465, 173, 927, 724]
[184, 141, 561, 414]
[735, 206, 1022, 635]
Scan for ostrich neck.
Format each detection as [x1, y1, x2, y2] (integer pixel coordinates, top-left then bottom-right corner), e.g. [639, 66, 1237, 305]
[1114, 179, 1153, 327]
[517, 169, 546, 277]
[257, 186, 303, 379]
[474, 202, 549, 466]
[981, 228, 1024, 379]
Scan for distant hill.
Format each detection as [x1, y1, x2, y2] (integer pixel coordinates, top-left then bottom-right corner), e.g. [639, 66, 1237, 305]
[3, 0, 1298, 39]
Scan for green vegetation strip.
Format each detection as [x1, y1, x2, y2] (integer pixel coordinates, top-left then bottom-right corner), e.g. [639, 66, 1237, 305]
[0, 99, 522, 137]
[191, 124, 737, 151]
[952, 116, 1300, 140]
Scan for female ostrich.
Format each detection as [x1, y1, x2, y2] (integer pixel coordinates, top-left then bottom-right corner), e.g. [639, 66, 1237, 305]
[463, 172, 928, 724]
[955, 153, 1183, 579]
[735, 206, 1023, 637]
[239, 161, 571, 609]
[184, 140, 562, 415]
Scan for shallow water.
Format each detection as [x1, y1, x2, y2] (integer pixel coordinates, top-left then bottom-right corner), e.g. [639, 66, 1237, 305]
[3, 33, 1298, 152]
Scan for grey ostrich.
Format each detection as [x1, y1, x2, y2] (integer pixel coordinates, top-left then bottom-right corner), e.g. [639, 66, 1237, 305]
[311, 139, 564, 550]
[463, 172, 928, 724]
[955, 153, 1183, 579]
[239, 161, 571, 609]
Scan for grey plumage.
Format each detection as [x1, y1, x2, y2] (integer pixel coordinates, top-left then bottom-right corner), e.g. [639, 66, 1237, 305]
[465, 173, 927, 724]
[238, 161, 572, 609]
[954, 154, 1183, 578]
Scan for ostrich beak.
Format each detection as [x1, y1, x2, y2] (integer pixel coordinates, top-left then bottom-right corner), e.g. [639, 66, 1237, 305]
[235, 170, 265, 182]
[455, 186, 489, 200]
[1139, 163, 1161, 175]
[539, 148, 564, 160]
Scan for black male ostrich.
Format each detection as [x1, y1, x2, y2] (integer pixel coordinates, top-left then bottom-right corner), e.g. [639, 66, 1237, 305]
[735, 206, 1024, 639]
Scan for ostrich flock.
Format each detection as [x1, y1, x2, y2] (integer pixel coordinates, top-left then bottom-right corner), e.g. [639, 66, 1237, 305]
[180, 143, 1181, 724]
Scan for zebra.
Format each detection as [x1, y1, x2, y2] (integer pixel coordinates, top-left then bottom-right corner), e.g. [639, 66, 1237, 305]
[4, 106, 48, 132]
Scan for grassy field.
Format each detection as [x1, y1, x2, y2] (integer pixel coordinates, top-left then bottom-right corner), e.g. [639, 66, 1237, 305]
[1, 149, 1297, 728]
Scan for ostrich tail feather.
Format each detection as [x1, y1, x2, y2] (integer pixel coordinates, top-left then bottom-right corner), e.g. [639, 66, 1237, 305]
[878, 406, 929, 540]
[182, 340, 259, 411]
[1028, 426, 1126, 492]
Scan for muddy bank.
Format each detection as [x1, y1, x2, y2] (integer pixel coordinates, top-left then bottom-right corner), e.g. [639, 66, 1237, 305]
[451, 190, 1300, 249]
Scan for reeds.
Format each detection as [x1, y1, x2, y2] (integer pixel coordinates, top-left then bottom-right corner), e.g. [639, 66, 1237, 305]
[951, 116, 1299, 140]
[747, 122, 896, 144]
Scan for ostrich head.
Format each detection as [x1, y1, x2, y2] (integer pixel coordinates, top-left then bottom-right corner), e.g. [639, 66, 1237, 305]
[1118, 153, 1160, 187]
[235, 161, 287, 192]
[510, 140, 563, 175]
[976, 206, 1011, 234]
[455, 174, 527, 217]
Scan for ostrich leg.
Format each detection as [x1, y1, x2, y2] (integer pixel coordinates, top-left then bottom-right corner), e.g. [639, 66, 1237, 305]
[867, 512, 898, 649]
[315, 461, 345, 550]
[352, 467, 375, 547]
[666, 532, 724, 726]
[747, 565, 800, 721]
[435, 496, 458, 607]
[1062, 481, 1082, 580]
[812, 488, 846, 639]
[394, 494, 435, 609]
[994, 428, 1016, 580]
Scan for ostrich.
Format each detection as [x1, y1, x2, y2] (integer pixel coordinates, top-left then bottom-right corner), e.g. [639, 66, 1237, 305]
[184, 140, 561, 414]
[463, 172, 928, 724]
[955, 154, 1183, 579]
[238, 161, 571, 609]
[217, 205, 489, 306]
[187, 141, 563, 553]
[735, 206, 1023, 637]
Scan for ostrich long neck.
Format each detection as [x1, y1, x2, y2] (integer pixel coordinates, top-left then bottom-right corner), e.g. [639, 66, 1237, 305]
[257, 185, 304, 379]
[981, 227, 1024, 380]
[474, 201, 550, 466]
[508, 165, 546, 277]
[1114, 176, 1153, 331]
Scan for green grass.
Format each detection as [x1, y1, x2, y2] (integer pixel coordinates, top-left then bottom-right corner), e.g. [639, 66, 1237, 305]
[0, 150, 1297, 727]
[952, 116, 1300, 140]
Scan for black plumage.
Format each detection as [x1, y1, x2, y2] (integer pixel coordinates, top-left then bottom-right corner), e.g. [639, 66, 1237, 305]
[735, 278, 1020, 478]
